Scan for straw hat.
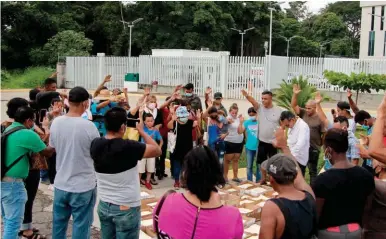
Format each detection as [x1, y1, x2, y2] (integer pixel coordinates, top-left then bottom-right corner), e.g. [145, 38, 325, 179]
[95, 89, 112, 101]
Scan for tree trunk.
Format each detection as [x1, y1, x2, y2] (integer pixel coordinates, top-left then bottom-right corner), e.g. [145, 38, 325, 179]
[355, 90, 359, 105]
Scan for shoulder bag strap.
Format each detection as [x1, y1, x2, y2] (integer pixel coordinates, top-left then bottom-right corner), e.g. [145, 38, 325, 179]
[190, 206, 201, 239]
[2, 126, 25, 137]
[2, 126, 27, 177]
[155, 190, 176, 239]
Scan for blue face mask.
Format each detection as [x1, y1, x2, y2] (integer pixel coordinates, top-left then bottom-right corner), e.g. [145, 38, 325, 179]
[179, 117, 188, 123]
[185, 92, 193, 97]
[218, 116, 225, 122]
[249, 116, 256, 121]
[362, 125, 370, 130]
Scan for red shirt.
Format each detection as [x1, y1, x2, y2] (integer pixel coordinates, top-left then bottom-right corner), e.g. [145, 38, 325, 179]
[383, 136, 386, 146]
[159, 108, 170, 138]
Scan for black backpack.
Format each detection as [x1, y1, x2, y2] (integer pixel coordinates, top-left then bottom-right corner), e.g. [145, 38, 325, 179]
[1, 126, 26, 178]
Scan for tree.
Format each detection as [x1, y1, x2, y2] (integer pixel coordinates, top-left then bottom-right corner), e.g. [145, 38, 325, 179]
[311, 12, 348, 42]
[274, 76, 328, 110]
[324, 70, 386, 104]
[285, 1, 309, 21]
[30, 30, 93, 66]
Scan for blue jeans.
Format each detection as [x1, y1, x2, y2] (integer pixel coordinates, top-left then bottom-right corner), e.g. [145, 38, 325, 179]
[209, 141, 225, 169]
[246, 149, 261, 182]
[97, 201, 140, 239]
[40, 169, 49, 182]
[173, 160, 182, 181]
[1, 181, 28, 239]
[53, 187, 97, 239]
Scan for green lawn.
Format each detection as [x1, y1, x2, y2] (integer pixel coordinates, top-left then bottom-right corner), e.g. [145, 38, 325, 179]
[1, 67, 54, 89]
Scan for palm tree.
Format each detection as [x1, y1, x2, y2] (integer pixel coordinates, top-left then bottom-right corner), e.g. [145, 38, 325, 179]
[274, 75, 328, 110]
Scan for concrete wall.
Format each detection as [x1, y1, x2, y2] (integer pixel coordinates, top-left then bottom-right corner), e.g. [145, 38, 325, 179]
[359, 1, 386, 59]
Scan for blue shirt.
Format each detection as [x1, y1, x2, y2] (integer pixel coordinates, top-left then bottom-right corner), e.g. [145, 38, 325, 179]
[141, 127, 162, 143]
[244, 119, 259, 151]
[91, 102, 118, 136]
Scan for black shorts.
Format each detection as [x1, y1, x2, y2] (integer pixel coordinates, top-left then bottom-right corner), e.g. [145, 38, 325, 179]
[224, 142, 243, 154]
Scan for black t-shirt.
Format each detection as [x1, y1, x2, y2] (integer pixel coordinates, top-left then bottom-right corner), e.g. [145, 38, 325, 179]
[90, 137, 146, 174]
[36, 91, 60, 110]
[173, 119, 194, 161]
[312, 166, 375, 229]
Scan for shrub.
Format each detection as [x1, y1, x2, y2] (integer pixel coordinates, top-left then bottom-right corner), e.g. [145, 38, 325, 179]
[1, 67, 54, 89]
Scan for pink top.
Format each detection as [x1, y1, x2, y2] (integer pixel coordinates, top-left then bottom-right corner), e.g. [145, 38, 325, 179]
[153, 193, 244, 239]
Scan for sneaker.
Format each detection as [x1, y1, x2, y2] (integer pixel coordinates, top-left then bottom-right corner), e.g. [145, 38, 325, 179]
[174, 181, 180, 189]
[48, 184, 54, 191]
[232, 178, 242, 183]
[150, 178, 158, 185]
[145, 182, 152, 190]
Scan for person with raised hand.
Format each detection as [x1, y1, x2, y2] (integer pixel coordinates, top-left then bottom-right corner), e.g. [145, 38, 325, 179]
[291, 84, 325, 184]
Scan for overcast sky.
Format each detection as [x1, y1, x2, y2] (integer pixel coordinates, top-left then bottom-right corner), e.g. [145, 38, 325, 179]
[281, 0, 338, 14]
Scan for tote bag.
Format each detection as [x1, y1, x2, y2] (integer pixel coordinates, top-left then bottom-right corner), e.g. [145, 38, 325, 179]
[167, 122, 178, 153]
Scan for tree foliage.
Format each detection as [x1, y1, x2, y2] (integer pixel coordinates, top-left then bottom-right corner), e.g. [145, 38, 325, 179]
[274, 76, 328, 110]
[1, 1, 362, 69]
[324, 70, 386, 103]
[30, 30, 93, 65]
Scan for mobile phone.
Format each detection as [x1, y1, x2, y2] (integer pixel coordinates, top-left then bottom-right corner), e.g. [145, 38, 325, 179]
[39, 109, 47, 123]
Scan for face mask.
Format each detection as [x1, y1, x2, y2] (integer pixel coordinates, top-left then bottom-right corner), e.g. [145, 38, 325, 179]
[362, 125, 370, 130]
[218, 116, 225, 122]
[249, 116, 256, 121]
[148, 103, 156, 110]
[179, 117, 188, 123]
[185, 93, 193, 97]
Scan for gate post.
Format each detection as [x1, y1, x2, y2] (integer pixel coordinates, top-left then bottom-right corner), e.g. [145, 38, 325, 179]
[219, 52, 229, 97]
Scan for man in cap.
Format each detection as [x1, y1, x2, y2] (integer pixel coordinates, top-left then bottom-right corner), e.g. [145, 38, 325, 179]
[182, 83, 202, 113]
[49, 86, 100, 239]
[259, 126, 316, 239]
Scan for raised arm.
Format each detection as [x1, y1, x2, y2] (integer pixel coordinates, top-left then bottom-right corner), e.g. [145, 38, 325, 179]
[347, 90, 360, 114]
[368, 94, 386, 163]
[291, 84, 301, 115]
[137, 122, 162, 158]
[273, 127, 315, 199]
[241, 89, 259, 110]
[123, 87, 129, 107]
[94, 75, 111, 98]
[315, 92, 329, 129]
[237, 116, 245, 134]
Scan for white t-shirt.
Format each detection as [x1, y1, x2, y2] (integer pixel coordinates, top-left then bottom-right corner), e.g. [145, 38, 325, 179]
[49, 116, 100, 193]
[224, 117, 244, 144]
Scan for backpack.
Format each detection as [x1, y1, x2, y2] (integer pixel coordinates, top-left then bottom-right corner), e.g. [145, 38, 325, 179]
[1, 126, 26, 178]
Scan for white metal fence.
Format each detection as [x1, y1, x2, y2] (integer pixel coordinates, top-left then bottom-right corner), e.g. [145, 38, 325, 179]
[66, 55, 386, 99]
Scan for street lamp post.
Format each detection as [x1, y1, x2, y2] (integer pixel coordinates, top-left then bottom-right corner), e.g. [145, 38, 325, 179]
[121, 18, 143, 57]
[279, 35, 299, 57]
[230, 27, 255, 57]
[319, 41, 332, 58]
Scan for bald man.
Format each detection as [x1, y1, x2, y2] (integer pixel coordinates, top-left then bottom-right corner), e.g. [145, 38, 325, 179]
[291, 84, 325, 184]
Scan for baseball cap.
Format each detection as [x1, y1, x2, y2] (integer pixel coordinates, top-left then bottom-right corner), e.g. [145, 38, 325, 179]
[337, 101, 350, 111]
[265, 154, 298, 183]
[184, 83, 194, 90]
[214, 92, 223, 99]
[69, 86, 89, 103]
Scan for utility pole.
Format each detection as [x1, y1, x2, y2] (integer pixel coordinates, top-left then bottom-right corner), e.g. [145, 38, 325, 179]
[319, 41, 332, 58]
[120, 18, 143, 57]
[230, 27, 255, 57]
[278, 35, 299, 57]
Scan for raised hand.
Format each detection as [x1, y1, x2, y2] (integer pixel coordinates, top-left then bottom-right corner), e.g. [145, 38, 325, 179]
[314, 91, 322, 104]
[241, 89, 248, 97]
[273, 127, 287, 149]
[123, 88, 128, 94]
[347, 89, 353, 99]
[42, 117, 50, 129]
[205, 87, 212, 95]
[144, 87, 151, 96]
[50, 72, 58, 78]
[174, 85, 183, 92]
[136, 121, 145, 133]
[104, 75, 112, 83]
[293, 84, 301, 95]
[239, 115, 244, 123]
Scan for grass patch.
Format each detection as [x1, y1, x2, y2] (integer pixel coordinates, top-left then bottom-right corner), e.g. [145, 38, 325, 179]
[1, 67, 54, 89]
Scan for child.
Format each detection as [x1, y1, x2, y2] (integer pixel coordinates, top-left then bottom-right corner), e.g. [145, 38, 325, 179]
[139, 112, 163, 190]
[238, 107, 260, 182]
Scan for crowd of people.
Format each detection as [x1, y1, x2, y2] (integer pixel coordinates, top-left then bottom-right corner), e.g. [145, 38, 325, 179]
[1, 72, 385, 239]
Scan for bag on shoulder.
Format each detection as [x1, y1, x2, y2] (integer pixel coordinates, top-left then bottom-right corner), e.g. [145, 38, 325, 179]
[123, 127, 140, 141]
[167, 122, 178, 153]
[1, 126, 26, 178]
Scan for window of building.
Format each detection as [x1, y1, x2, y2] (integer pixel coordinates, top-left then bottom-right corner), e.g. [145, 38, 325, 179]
[368, 31, 375, 56]
[371, 7, 375, 31]
[384, 31, 386, 56]
[382, 6, 385, 31]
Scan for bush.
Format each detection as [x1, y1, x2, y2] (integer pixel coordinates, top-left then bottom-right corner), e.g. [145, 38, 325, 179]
[274, 75, 329, 110]
[1, 67, 55, 89]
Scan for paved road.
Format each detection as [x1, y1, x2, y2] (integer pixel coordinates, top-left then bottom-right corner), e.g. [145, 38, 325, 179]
[0, 90, 380, 236]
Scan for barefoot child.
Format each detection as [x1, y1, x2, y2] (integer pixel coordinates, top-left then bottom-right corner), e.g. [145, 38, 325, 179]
[139, 112, 163, 190]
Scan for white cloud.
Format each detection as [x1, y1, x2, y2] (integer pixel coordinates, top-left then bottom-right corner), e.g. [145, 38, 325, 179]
[281, 0, 338, 14]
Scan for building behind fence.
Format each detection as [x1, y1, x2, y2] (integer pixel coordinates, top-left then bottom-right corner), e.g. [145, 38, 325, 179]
[65, 55, 386, 99]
